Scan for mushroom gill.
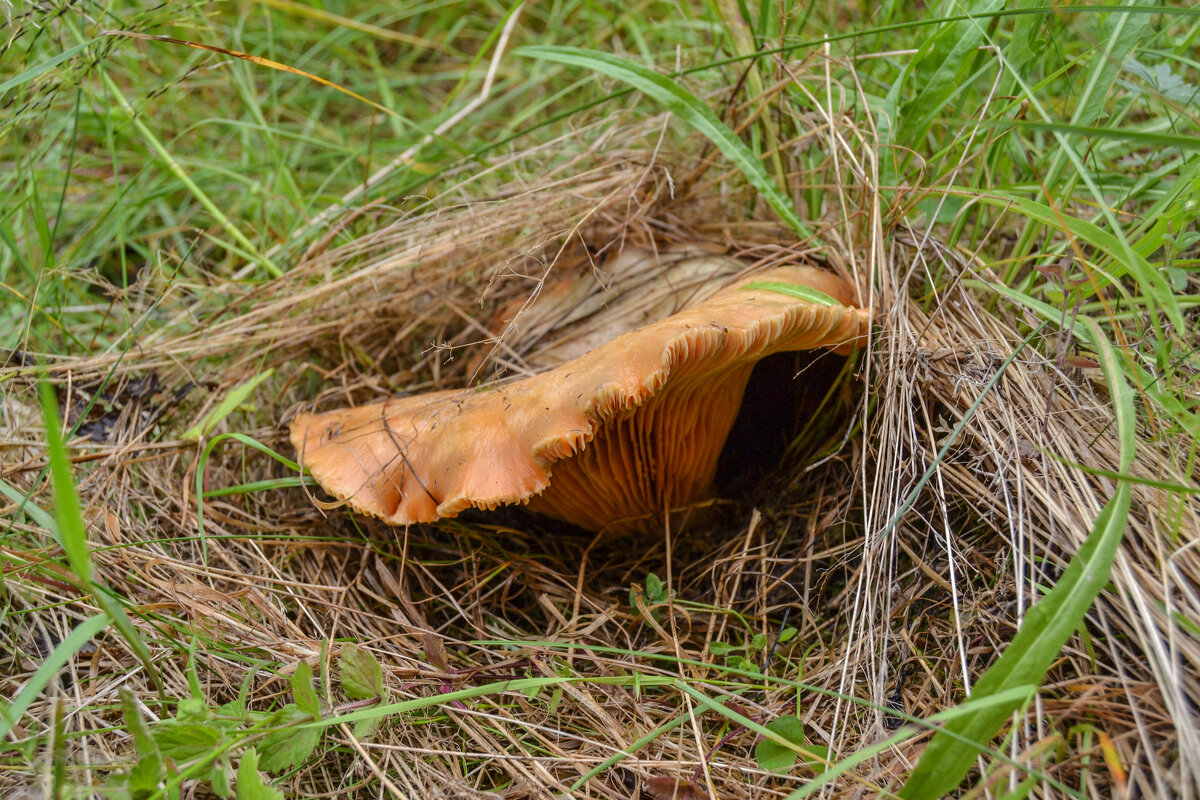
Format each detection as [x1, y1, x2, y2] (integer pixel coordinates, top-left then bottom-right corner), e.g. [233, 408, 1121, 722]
[290, 261, 869, 535]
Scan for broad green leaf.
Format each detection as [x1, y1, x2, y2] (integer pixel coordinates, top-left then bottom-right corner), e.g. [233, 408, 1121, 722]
[1074, 2, 1154, 131]
[236, 749, 284, 800]
[755, 715, 808, 774]
[292, 661, 320, 717]
[804, 744, 831, 776]
[516, 46, 814, 240]
[155, 721, 226, 763]
[183, 368, 275, 440]
[645, 572, 664, 602]
[259, 705, 321, 772]
[339, 643, 384, 700]
[741, 281, 840, 306]
[210, 758, 234, 799]
[352, 713, 381, 741]
[126, 755, 165, 796]
[898, 321, 1134, 798]
[898, 0, 1007, 143]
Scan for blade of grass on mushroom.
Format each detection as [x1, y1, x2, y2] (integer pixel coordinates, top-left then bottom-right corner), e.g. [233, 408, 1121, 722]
[202, 476, 317, 499]
[741, 281, 842, 306]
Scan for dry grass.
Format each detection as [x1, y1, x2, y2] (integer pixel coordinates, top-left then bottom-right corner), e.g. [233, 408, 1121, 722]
[3, 83, 1198, 800]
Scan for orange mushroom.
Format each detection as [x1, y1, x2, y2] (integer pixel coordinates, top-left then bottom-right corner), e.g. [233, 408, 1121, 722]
[290, 263, 868, 535]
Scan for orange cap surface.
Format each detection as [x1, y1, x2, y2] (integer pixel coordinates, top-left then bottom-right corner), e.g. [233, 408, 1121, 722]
[290, 265, 868, 534]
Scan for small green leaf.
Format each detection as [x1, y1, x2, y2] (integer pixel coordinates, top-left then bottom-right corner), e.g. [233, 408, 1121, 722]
[259, 705, 320, 772]
[755, 716, 807, 774]
[708, 641, 738, 656]
[352, 714, 381, 740]
[236, 749, 284, 800]
[803, 744, 831, 775]
[339, 644, 383, 700]
[210, 757, 234, 799]
[292, 662, 320, 718]
[119, 689, 158, 758]
[741, 281, 840, 306]
[183, 368, 274, 440]
[177, 697, 207, 722]
[645, 573, 664, 602]
[778, 627, 798, 643]
[126, 755, 165, 797]
[155, 721, 225, 763]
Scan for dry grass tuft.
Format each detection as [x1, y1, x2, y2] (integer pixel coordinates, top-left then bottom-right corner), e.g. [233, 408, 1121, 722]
[3, 92, 1197, 800]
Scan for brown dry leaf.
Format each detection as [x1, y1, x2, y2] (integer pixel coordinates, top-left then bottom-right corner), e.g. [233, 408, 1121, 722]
[644, 775, 707, 799]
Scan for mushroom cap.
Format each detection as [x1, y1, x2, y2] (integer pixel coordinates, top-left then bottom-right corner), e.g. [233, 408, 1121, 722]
[290, 264, 868, 534]
[480, 245, 752, 373]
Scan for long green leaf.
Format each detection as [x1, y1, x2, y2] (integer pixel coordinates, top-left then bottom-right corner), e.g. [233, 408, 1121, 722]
[196, 433, 304, 564]
[0, 42, 93, 99]
[41, 383, 93, 583]
[515, 45, 814, 240]
[962, 118, 1200, 151]
[40, 383, 163, 697]
[0, 612, 111, 739]
[0, 477, 59, 541]
[897, 0, 1007, 144]
[183, 368, 275, 440]
[899, 321, 1135, 797]
[967, 190, 1182, 333]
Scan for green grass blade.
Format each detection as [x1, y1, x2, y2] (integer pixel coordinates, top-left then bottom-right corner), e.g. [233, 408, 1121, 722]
[0, 477, 60, 541]
[786, 686, 1054, 800]
[0, 611, 111, 740]
[196, 433, 303, 564]
[898, 321, 1135, 797]
[741, 281, 841, 306]
[967, 190, 1183, 332]
[183, 368, 275, 440]
[962, 118, 1200, 151]
[39, 383, 164, 697]
[515, 45, 814, 241]
[0, 42, 93, 99]
[40, 383, 93, 584]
